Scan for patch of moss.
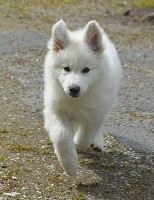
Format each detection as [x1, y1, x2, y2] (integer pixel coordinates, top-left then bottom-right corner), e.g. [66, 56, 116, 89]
[0, 128, 10, 145]
[130, 0, 154, 8]
[40, 15, 52, 23]
[107, 0, 154, 8]
[79, 155, 93, 165]
[9, 142, 31, 151]
[149, 114, 154, 119]
[129, 111, 137, 118]
[41, 148, 52, 155]
[0, 153, 5, 161]
[1, 128, 10, 134]
[73, 192, 86, 200]
[17, 131, 29, 136]
[0, 0, 5, 4]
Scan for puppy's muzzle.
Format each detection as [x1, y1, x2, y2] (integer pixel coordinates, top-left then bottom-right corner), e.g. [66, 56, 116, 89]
[69, 86, 80, 98]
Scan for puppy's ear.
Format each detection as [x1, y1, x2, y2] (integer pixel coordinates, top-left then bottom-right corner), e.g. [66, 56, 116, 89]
[84, 21, 103, 54]
[52, 19, 69, 52]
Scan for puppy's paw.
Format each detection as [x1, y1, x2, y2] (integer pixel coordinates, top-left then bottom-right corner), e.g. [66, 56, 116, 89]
[55, 148, 79, 176]
[60, 157, 79, 176]
[74, 142, 87, 150]
[74, 136, 89, 150]
[90, 134, 106, 152]
[90, 143, 106, 152]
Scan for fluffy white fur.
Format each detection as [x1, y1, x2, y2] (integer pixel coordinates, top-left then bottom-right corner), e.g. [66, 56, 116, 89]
[44, 20, 122, 176]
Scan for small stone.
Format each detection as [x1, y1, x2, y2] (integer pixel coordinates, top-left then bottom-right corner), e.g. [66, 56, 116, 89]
[11, 176, 17, 180]
[144, 12, 154, 22]
[3, 192, 20, 197]
[123, 10, 131, 16]
[1, 165, 7, 169]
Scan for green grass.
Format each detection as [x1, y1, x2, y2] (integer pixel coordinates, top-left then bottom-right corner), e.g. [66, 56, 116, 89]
[0, 0, 5, 3]
[16, 130, 29, 136]
[1, 128, 10, 134]
[73, 192, 86, 200]
[9, 142, 31, 151]
[0, 0, 76, 10]
[129, 111, 137, 118]
[111, 0, 154, 8]
[0, 0, 77, 24]
[0, 153, 5, 161]
[0, 128, 10, 145]
[79, 155, 93, 165]
[40, 15, 52, 23]
[41, 148, 52, 155]
[130, 0, 154, 8]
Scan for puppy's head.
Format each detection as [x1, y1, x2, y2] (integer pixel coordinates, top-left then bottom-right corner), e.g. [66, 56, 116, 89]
[48, 20, 104, 98]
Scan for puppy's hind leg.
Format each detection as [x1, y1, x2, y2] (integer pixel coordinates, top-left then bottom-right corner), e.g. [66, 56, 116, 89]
[74, 122, 106, 152]
[90, 131, 106, 152]
[74, 123, 101, 150]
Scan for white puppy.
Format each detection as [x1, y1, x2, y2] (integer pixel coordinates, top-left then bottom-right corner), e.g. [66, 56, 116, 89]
[44, 20, 122, 176]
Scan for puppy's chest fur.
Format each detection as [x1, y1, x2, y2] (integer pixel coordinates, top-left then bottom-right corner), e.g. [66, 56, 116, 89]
[54, 96, 103, 123]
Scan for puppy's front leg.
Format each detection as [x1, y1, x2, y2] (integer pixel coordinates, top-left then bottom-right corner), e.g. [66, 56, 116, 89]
[44, 110, 78, 176]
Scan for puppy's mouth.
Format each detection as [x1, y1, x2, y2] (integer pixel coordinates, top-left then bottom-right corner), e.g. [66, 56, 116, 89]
[68, 93, 80, 98]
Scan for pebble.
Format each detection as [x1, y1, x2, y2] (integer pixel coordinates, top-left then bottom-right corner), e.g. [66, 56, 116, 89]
[3, 192, 20, 197]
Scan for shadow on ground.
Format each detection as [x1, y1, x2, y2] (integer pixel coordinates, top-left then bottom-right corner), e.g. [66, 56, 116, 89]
[76, 148, 154, 199]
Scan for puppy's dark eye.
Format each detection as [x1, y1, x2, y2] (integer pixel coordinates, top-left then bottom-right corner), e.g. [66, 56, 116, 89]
[82, 67, 90, 73]
[64, 66, 70, 72]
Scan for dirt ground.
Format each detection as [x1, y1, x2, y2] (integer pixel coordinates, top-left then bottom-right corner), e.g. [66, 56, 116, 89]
[0, 1, 154, 199]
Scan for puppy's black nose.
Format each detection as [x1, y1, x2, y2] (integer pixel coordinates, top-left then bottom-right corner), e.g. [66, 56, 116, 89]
[69, 86, 80, 96]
